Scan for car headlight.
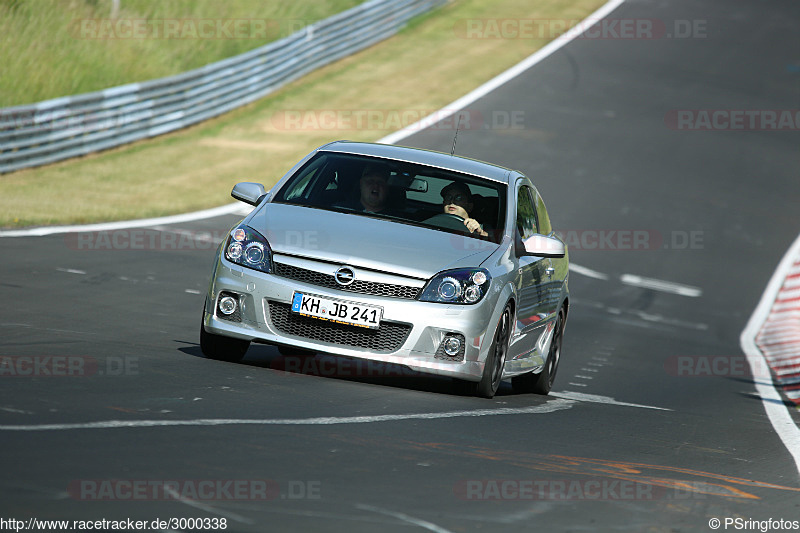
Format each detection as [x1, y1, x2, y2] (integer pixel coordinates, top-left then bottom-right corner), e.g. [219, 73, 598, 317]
[419, 269, 491, 305]
[224, 224, 272, 274]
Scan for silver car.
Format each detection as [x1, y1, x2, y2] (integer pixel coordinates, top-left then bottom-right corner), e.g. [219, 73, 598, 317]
[201, 141, 569, 398]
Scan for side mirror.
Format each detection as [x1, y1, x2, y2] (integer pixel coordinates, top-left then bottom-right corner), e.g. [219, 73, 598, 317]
[231, 182, 267, 206]
[523, 234, 566, 258]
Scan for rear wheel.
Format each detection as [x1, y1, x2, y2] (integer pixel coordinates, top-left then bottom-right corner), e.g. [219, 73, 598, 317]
[512, 308, 564, 395]
[473, 305, 511, 399]
[200, 306, 250, 363]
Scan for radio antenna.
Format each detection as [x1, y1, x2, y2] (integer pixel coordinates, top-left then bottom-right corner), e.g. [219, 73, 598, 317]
[450, 113, 463, 156]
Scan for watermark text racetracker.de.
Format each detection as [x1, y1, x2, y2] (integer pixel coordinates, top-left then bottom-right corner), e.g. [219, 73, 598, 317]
[664, 355, 772, 378]
[2, 108, 522, 135]
[454, 18, 707, 40]
[270, 108, 523, 131]
[270, 353, 482, 379]
[454, 479, 708, 501]
[665, 109, 800, 131]
[0, 356, 138, 377]
[64, 229, 327, 252]
[63, 228, 704, 253]
[554, 229, 703, 251]
[72, 18, 281, 39]
[64, 229, 225, 251]
[68, 479, 321, 501]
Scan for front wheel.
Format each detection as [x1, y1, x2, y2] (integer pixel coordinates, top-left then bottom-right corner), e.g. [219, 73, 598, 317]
[512, 308, 564, 395]
[200, 306, 250, 363]
[473, 305, 511, 398]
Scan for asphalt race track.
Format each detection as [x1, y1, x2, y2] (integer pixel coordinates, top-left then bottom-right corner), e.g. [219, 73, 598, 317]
[2, 0, 800, 531]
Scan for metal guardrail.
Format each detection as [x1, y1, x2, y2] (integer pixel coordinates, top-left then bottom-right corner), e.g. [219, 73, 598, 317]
[0, 0, 445, 174]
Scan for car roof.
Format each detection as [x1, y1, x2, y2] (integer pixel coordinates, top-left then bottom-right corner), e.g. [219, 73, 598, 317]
[318, 141, 517, 184]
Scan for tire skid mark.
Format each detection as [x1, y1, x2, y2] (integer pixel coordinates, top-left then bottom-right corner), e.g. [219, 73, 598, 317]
[334, 436, 800, 500]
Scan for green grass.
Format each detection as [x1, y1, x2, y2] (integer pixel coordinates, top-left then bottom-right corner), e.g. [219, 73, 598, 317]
[0, 0, 361, 106]
[0, 0, 605, 228]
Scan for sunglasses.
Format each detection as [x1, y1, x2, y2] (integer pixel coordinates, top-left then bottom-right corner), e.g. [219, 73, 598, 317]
[443, 193, 468, 203]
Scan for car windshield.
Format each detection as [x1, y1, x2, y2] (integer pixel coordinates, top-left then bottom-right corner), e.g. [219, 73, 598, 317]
[272, 152, 507, 243]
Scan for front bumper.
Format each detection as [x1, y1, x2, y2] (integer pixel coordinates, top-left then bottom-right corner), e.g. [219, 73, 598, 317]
[204, 258, 501, 381]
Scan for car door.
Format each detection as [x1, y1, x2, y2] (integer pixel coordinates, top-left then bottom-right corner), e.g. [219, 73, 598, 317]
[507, 182, 551, 362]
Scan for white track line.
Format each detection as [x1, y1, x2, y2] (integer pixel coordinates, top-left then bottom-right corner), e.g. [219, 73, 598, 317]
[377, 0, 627, 145]
[572, 265, 705, 301]
[0, 391, 674, 433]
[0, 400, 574, 431]
[740, 231, 800, 475]
[620, 274, 702, 297]
[356, 504, 453, 533]
[0, 203, 250, 238]
[1, 0, 626, 238]
[569, 263, 609, 280]
[0, 388, 672, 431]
[551, 391, 672, 411]
[55, 268, 86, 275]
[162, 486, 253, 526]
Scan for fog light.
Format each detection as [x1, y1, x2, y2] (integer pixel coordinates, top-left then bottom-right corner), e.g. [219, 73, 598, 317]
[443, 336, 462, 357]
[218, 295, 238, 315]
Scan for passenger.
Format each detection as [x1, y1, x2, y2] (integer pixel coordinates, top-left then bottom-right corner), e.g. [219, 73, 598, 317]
[440, 182, 489, 237]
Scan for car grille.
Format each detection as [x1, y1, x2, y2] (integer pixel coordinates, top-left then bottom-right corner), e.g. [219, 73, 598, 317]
[273, 262, 421, 300]
[267, 301, 412, 353]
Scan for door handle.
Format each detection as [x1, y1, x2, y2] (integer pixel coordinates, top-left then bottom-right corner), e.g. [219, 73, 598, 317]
[545, 267, 555, 277]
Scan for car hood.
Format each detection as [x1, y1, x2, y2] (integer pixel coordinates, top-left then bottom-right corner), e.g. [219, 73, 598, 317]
[248, 203, 499, 280]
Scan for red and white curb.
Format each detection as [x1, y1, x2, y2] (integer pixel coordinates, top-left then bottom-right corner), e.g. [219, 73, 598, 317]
[755, 257, 800, 404]
[741, 232, 800, 474]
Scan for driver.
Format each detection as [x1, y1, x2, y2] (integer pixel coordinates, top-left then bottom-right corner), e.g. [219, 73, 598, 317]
[440, 182, 488, 237]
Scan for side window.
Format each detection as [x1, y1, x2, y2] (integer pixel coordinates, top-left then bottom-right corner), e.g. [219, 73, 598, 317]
[534, 191, 552, 235]
[516, 186, 538, 240]
[279, 156, 326, 202]
[286, 168, 319, 200]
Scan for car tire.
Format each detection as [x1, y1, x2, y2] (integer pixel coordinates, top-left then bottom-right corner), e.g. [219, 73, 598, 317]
[474, 304, 512, 399]
[200, 306, 250, 363]
[512, 307, 564, 395]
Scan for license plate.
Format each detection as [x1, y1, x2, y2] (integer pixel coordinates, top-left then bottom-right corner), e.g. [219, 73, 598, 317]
[291, 292, 382, 329]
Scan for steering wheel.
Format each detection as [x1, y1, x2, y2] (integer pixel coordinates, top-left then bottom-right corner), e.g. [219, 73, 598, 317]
[424, 213, 468, 232]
